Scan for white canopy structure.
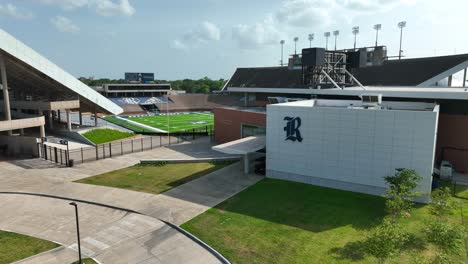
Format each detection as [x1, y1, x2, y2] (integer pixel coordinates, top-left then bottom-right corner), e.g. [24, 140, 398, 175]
[212, 136, 265, 173]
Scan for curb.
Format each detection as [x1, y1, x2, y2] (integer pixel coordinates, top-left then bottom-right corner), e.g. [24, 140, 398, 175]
[160, 219, 231, 264]
[0, 192, 141, 214]
[0, 192, 231, 264]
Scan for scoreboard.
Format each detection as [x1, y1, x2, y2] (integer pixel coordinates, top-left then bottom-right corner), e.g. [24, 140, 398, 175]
[124, 72, 154, 83]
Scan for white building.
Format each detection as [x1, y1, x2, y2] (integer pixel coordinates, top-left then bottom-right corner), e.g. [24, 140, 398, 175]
[266, 99, 439, 200]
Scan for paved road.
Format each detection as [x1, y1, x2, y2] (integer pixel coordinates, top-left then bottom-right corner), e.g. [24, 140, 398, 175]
[0, 138, 263, 263]
[2, 195, 219, 264]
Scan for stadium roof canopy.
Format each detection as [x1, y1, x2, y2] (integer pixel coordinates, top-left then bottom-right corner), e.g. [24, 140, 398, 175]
[0, 28, 122, 115]
[226, 54, 468, 89]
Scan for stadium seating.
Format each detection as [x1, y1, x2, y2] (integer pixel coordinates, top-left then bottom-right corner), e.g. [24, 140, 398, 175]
[109, 94, 244, 115]
[164, 94, 243, 112]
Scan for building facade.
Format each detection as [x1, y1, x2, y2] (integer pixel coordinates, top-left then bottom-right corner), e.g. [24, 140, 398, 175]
[266, 99, 439, 200]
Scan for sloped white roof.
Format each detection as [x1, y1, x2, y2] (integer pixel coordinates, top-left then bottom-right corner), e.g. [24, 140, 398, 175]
[212, 136, 265, 155]
[0, 28, 123, 115]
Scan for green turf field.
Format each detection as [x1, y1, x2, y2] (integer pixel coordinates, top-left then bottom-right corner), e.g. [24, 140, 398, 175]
[126, 112, 214, 133]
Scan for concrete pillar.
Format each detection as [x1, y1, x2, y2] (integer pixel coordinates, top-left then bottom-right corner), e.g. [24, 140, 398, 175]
[464, 68, 467, 88]
[244, 92, 248, 107]
[66, 109, 72, 131]
[243, 154, 250, 174]
[448, 75, 453, 87]
[39, 125, 45, 138]
[94, 106, 98, 127]
[19, 129, 24, 136]
[0, 54, 12, 136]
[48, 111, 53, 129]
[57, 110, 61, 122]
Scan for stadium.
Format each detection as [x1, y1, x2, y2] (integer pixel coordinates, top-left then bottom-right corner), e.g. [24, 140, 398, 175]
[1, 16, 468, 263]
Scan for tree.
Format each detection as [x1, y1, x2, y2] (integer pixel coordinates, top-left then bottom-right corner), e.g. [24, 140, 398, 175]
[424, 221, 465, 255]
[424, 186, 467, 262]
[364, 219, 409, 264]
[384, 169, 422, 220]
[429, 187, 457, 218]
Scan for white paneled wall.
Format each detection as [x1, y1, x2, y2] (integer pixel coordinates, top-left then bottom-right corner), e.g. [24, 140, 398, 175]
[266, 103, 439, 198]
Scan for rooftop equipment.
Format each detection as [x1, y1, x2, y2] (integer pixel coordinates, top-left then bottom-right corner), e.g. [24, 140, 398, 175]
[360, 94, 382, 108]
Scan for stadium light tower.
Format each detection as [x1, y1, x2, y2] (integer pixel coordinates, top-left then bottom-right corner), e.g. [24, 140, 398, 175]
[308, 34, 314, 48]
[333, 30, 339, 50]
[324, 32, 331, 50]
[352, 26, 360, 49]
[398, 21, 407, 60]
[280, 40, 285, 66]
[373, 24, 382, 47]
[293, 37, 299, 55]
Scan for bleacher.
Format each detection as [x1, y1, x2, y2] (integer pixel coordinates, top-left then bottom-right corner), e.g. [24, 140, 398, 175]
[109, 97, 167, 106]
[108, 95, 243, 115]
[165, 94, 243, 112]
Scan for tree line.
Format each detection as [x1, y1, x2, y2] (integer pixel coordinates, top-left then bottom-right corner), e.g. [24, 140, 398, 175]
[78, 76, 227, 94]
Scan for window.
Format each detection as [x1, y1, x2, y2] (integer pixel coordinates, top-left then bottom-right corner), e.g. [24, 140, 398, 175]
[241, 124, 266, 138]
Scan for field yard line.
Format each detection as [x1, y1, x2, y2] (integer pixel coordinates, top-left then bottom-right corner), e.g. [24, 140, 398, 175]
[195, 112, 214, 116]
[115, 116, 167, 133]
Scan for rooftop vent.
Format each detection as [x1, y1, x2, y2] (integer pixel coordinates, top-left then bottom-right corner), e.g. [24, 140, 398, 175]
[361, 94, 382, 108]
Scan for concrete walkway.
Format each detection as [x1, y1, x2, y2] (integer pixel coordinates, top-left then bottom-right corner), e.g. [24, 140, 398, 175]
[0, 138, 263, 263]
[2, 195, 219, 264]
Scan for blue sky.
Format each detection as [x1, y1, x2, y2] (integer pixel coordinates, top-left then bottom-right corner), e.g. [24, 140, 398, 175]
[0, 0, 467, 80]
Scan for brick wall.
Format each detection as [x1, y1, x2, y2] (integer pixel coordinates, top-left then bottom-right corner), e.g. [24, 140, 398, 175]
[214, 108, 266, 143]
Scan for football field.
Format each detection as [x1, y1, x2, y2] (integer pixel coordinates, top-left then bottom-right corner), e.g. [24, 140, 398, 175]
[125, 112, 214, 133]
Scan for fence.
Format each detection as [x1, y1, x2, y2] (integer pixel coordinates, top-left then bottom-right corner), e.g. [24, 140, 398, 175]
[38, 134, 202, 166]
[102, 116, 215, 138]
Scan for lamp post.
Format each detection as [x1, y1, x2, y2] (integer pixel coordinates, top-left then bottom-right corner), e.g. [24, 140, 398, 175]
[333, 30, 339, 51]
[374, 24, 382, 47]
[166, 99, 170, 143]
[398, 21, 407, 60]
[324, 32, 330, 50]
[293, 37, 299, 55]
[308, 34, 314, 48]
[69, 202, 82, 264]
[352, 26, 359, 49]
[280, 40, 285, 66]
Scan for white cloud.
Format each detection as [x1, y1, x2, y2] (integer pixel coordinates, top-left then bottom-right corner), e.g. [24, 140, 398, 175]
[232, 16, 283, 49]
[337, 0, 418, 12]
[37, 0, 135, 17]
[276, 0, 334, 28]
[51, 16, 80, 33]
[94, 0, 135, 16]
[172, 21, 221, 50]
[0, 3, 33, 20]
[171, 40, 188, 51]
[38, 0, 88, 10]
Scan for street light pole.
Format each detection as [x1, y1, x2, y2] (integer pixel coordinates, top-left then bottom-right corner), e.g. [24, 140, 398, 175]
[352, 26, 360, 49]
[333, 30, 339, 51]
[374, 24, 382, 47]
[308, 34, 314, 48]
[324, 32, 330, 50]
[280, 40, 285, 66]
[398, 21, 407, 60]
[293, 37, 299, 55]
[69, 202, 82, 264]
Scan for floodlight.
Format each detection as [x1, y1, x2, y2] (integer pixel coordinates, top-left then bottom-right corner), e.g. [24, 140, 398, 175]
[398, 21, 407, 60]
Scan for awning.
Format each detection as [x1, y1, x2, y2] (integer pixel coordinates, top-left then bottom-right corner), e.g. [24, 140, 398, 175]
[212, 136, 265, 155]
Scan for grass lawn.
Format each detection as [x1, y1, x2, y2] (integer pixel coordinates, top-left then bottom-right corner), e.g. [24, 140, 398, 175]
[71, 258, 97, 264]
[82, 128, 134, 144]
[0, 230, 59, 264]
[181, 179, 468, 264]
[75, 162, 232, 195]
[127, 112, 213, 133]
